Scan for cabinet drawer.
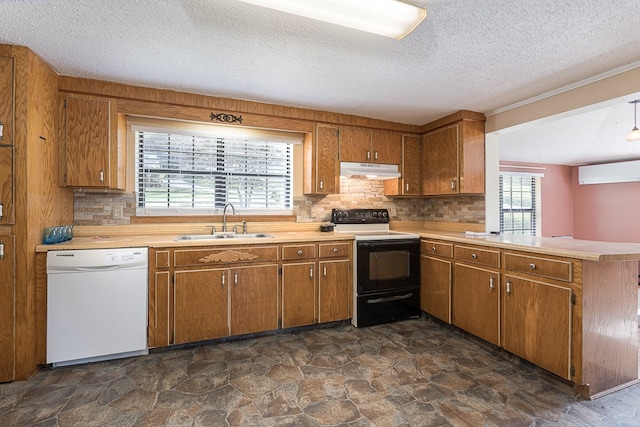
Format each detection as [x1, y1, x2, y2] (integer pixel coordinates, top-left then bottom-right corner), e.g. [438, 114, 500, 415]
[282, 244, 316, 261]
[319, 242, 350, 258]
[455, 245, 500, 268]
[504, 253, 572, 282]
[174, 245, 278, 267]
[421, 240, 453, 258]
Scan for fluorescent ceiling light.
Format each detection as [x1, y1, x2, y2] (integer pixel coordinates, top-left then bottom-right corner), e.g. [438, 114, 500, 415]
[236, 0, 427, 40]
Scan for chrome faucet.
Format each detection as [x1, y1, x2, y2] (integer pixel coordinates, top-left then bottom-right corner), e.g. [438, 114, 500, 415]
[222, 203, 236, 232]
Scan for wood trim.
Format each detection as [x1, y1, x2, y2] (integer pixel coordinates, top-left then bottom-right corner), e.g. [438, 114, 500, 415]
[131, 215, 297, 224]
[420, 110, 486, 134]
[59, 76, 422, 133]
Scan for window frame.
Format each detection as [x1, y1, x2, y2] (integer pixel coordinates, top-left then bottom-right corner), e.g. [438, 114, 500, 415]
[499, 172, 542, 236]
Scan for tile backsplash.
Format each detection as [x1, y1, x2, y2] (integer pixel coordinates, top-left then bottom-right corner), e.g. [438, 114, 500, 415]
[73, 177, 485, 226]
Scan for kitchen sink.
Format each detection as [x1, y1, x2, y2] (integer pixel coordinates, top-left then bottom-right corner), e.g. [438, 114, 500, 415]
[175, 233, 273, 241]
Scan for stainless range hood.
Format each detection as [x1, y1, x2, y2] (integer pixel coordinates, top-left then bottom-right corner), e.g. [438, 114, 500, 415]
[340, 162, 401, 180]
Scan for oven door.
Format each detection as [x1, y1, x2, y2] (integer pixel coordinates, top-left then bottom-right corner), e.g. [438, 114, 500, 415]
[356, 239, 420, 294]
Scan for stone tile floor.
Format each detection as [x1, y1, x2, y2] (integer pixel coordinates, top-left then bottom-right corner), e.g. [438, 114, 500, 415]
[1, 316, 639, 426]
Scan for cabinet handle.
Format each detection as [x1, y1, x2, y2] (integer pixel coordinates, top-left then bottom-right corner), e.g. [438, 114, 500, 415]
[0, 122, 4, 139]
[451, 178, 457, 190]
[323, 266, 327, 276]
[506, 280, 512, 294]
[297, 250, 303, 256]
[405, 183, 409, 192]
[529, 263, 536, 270]
[0, 240, 4, 259]
[319, 180, 323, 190]
[0, 202, 3, 220]
[432, 246, 437, 252]
[489, 276, 494, 290]
[99, 169, 105, 183]
[333, 247, 338, 253]
[310, 267, 313, 278]
[374, 151, 378, 160]
[471, 253, 478, 259]
[367, 150, 371, 160]
[234, 272, 238, 286]
[221, 273, 225, 288]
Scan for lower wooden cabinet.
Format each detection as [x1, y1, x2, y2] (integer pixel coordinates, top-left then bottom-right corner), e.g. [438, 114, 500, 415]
[173, 268, 228, 344]
[420, 239, 453, 323]
[230, 265, 279, 336]
[502, 275, 572, 380]
[0, 235, 15, 382]
[452, 263, 500, 346]
[282, 262, 316, 328]
[318, 259, 350, 322]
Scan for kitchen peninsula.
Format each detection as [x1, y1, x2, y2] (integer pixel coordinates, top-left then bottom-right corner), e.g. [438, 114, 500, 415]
[35, 223, 640, 400]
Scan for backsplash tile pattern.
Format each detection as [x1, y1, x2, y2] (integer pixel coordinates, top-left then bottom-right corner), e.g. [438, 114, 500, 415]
[72, 177, 485, 226]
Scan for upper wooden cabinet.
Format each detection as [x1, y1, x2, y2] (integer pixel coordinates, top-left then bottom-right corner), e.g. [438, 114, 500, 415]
[303, 124, 339, 195]
[59, 94, 126, 189]
[0, 56, 14, 147]
[0, 146, 14, 224]
[384, 134, 421, 196]
[422, 119, 485, 195]
[340, 126, 401, 165]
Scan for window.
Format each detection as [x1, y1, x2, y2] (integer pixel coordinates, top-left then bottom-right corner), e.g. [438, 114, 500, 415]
[499, 174, 541, 236]
[134, 121, 296, 215]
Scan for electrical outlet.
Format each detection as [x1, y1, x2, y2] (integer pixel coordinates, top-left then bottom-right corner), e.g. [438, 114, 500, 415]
[112, 204, 124, 220]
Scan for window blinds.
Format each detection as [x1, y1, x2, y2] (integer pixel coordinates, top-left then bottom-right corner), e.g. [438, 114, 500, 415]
[499, 174, 538, 236]
[135, 131, 292, 214]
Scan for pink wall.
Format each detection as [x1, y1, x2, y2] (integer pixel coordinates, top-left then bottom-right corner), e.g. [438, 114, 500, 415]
[501, 162, 574, 237]
[572, 168, 640, 243]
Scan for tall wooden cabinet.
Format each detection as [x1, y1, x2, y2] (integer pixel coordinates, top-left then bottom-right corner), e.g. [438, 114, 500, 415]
[422, 113, 485, 195]
[0, 44, 73, 382]
[384, 134, 421, 196]
[58, 93, 125, 190]
[303, 124, 339, 195]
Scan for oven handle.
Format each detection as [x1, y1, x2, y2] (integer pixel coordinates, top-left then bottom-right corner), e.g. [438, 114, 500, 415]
[366, 292, 414, 304]
[357, 239, 419, 248]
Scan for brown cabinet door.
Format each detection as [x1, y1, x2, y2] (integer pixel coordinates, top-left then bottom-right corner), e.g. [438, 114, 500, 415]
[371, 129, 401, 164]
[452, 263, 499, 346]
[420, 255, 452, 324]
[0, 146, 14, 224]
[0, 56, 14, 146]
[173, 268, 229, 344]
[340, 126, 371, 163]
[402, 135, 421, 195]
[0, 235, 15, 382]
[318, 260, 350, 322]
[422, 124, 459, 195]
[502, 275, 572, 379]
[459, 120, 485, 194]
[61, 94, 116, 188]
[282, 262, 316, 328]
[316, 125, 339, 194]
[230, 264, 279, 335]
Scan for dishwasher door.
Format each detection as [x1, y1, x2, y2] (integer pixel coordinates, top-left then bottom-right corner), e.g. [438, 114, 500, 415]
[46, 248, 148, 366]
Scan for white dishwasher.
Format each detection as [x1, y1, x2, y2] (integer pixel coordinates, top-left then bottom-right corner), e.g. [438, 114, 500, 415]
[46, 247, 148, 367]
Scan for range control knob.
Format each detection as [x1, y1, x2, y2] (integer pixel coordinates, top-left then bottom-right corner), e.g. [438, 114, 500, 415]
[382, 211, 388, 217]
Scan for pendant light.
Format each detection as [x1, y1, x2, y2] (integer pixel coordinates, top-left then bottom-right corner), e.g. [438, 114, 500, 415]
[627, 100, 640, 142]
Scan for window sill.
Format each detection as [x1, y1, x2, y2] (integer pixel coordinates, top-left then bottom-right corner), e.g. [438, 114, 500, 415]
[130, 214, 297, 224]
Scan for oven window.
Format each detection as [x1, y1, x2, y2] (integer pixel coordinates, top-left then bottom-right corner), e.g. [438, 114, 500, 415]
[370, 250, 410, 280]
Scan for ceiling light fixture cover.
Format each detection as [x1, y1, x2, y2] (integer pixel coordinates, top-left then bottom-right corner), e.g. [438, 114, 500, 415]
[236, 0, 427, 39]
[627, 99, 640, 142]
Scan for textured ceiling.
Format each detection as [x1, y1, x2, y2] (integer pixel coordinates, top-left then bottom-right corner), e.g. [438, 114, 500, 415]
[1, 0, 640, 164]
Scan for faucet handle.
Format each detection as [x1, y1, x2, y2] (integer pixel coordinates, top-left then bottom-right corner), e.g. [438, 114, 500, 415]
[233, 224, 238, 234]
[210, 225, 216, 235]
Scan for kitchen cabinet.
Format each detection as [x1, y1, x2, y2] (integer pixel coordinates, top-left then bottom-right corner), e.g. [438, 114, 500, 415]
[452, 245, 500, 346]
[384, 134, 421, 196]
[421, 120, 485, 195]
[174, 268, 229, 344]
[229, 264, 279, 335]
[59, 93, 125, 189]
[340, 126, 401, 165]
[303, 124, 340, 195]
[0, 146, 14, 224]
[420, 239, 453, 323]
[0, 56, 13, 146]
[281, 243, 317, 328]
[0, 235, 15, 382]
[318, 242, 351, 322]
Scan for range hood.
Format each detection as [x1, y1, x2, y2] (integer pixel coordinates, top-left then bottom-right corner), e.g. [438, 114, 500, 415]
[340, 162, 401, 180]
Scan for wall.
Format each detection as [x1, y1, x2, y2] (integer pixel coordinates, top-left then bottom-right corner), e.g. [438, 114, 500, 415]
[572, 168, 640, 243]
[73, 178, 486, 226]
